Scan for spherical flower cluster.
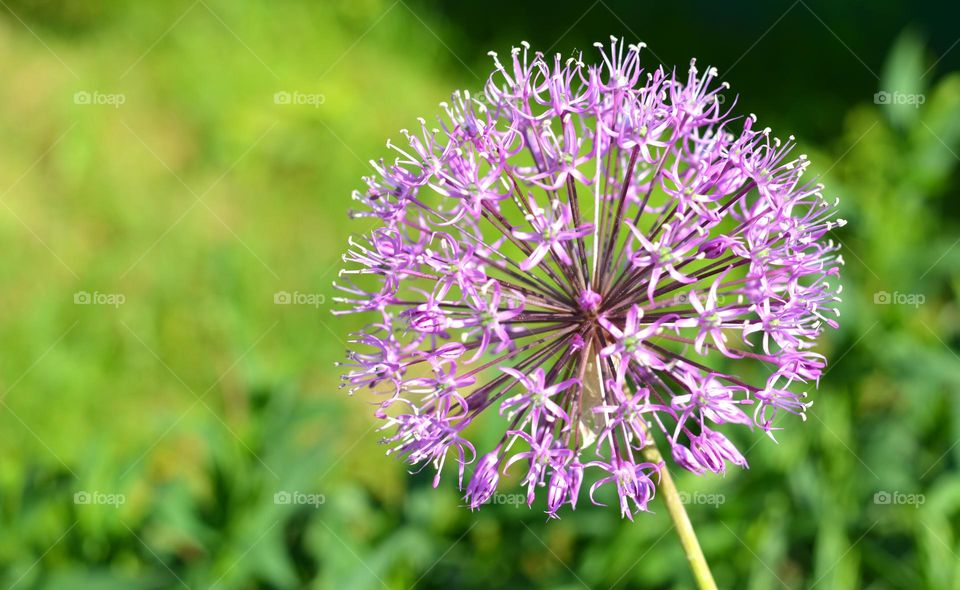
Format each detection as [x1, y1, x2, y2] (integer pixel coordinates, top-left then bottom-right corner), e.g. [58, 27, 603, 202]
[335, 38, 843, 519]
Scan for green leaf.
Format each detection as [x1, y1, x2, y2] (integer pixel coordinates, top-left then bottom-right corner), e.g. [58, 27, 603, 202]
[880, 29, 928, 129]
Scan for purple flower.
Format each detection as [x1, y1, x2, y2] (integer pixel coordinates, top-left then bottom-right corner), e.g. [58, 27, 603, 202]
[498, 367, 577, 431]
[599, 305, 670, 383]
[512, 198, 593, 270]
[455, 280, 523, 360]
[625, 219, 701, 302]
[337, 38, 843, 518]
[505, 429, 573, 506]
[546, 460, 583, 518]
[465, 447, 502, 509]
[592, 381, 663, 449]
[687, 427, 748, 474]
[587, 457, 661, 520]
[671, 372, 751, 428]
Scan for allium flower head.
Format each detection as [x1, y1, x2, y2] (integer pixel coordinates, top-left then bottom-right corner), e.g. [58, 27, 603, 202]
[335, 38, 843, 519]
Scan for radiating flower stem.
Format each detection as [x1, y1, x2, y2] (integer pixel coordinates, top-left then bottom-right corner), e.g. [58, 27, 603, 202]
[641, 438, 718, 590]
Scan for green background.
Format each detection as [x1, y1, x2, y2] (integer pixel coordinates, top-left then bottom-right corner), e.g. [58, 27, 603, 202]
[2, 0, 959, 588]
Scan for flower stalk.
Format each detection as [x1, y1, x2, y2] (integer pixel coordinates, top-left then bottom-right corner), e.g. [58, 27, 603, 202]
[641, 436, 718, 590]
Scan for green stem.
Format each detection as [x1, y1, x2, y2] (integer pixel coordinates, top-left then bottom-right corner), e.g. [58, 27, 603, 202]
[641, 438, 718, 590]
[583, 352, 716, 588]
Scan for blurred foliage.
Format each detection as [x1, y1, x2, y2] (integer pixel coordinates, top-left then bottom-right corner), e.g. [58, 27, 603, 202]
[0, 1, 958, 589]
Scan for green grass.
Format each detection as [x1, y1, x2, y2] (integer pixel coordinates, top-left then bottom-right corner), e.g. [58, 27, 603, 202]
[1, 2, 960, 589]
